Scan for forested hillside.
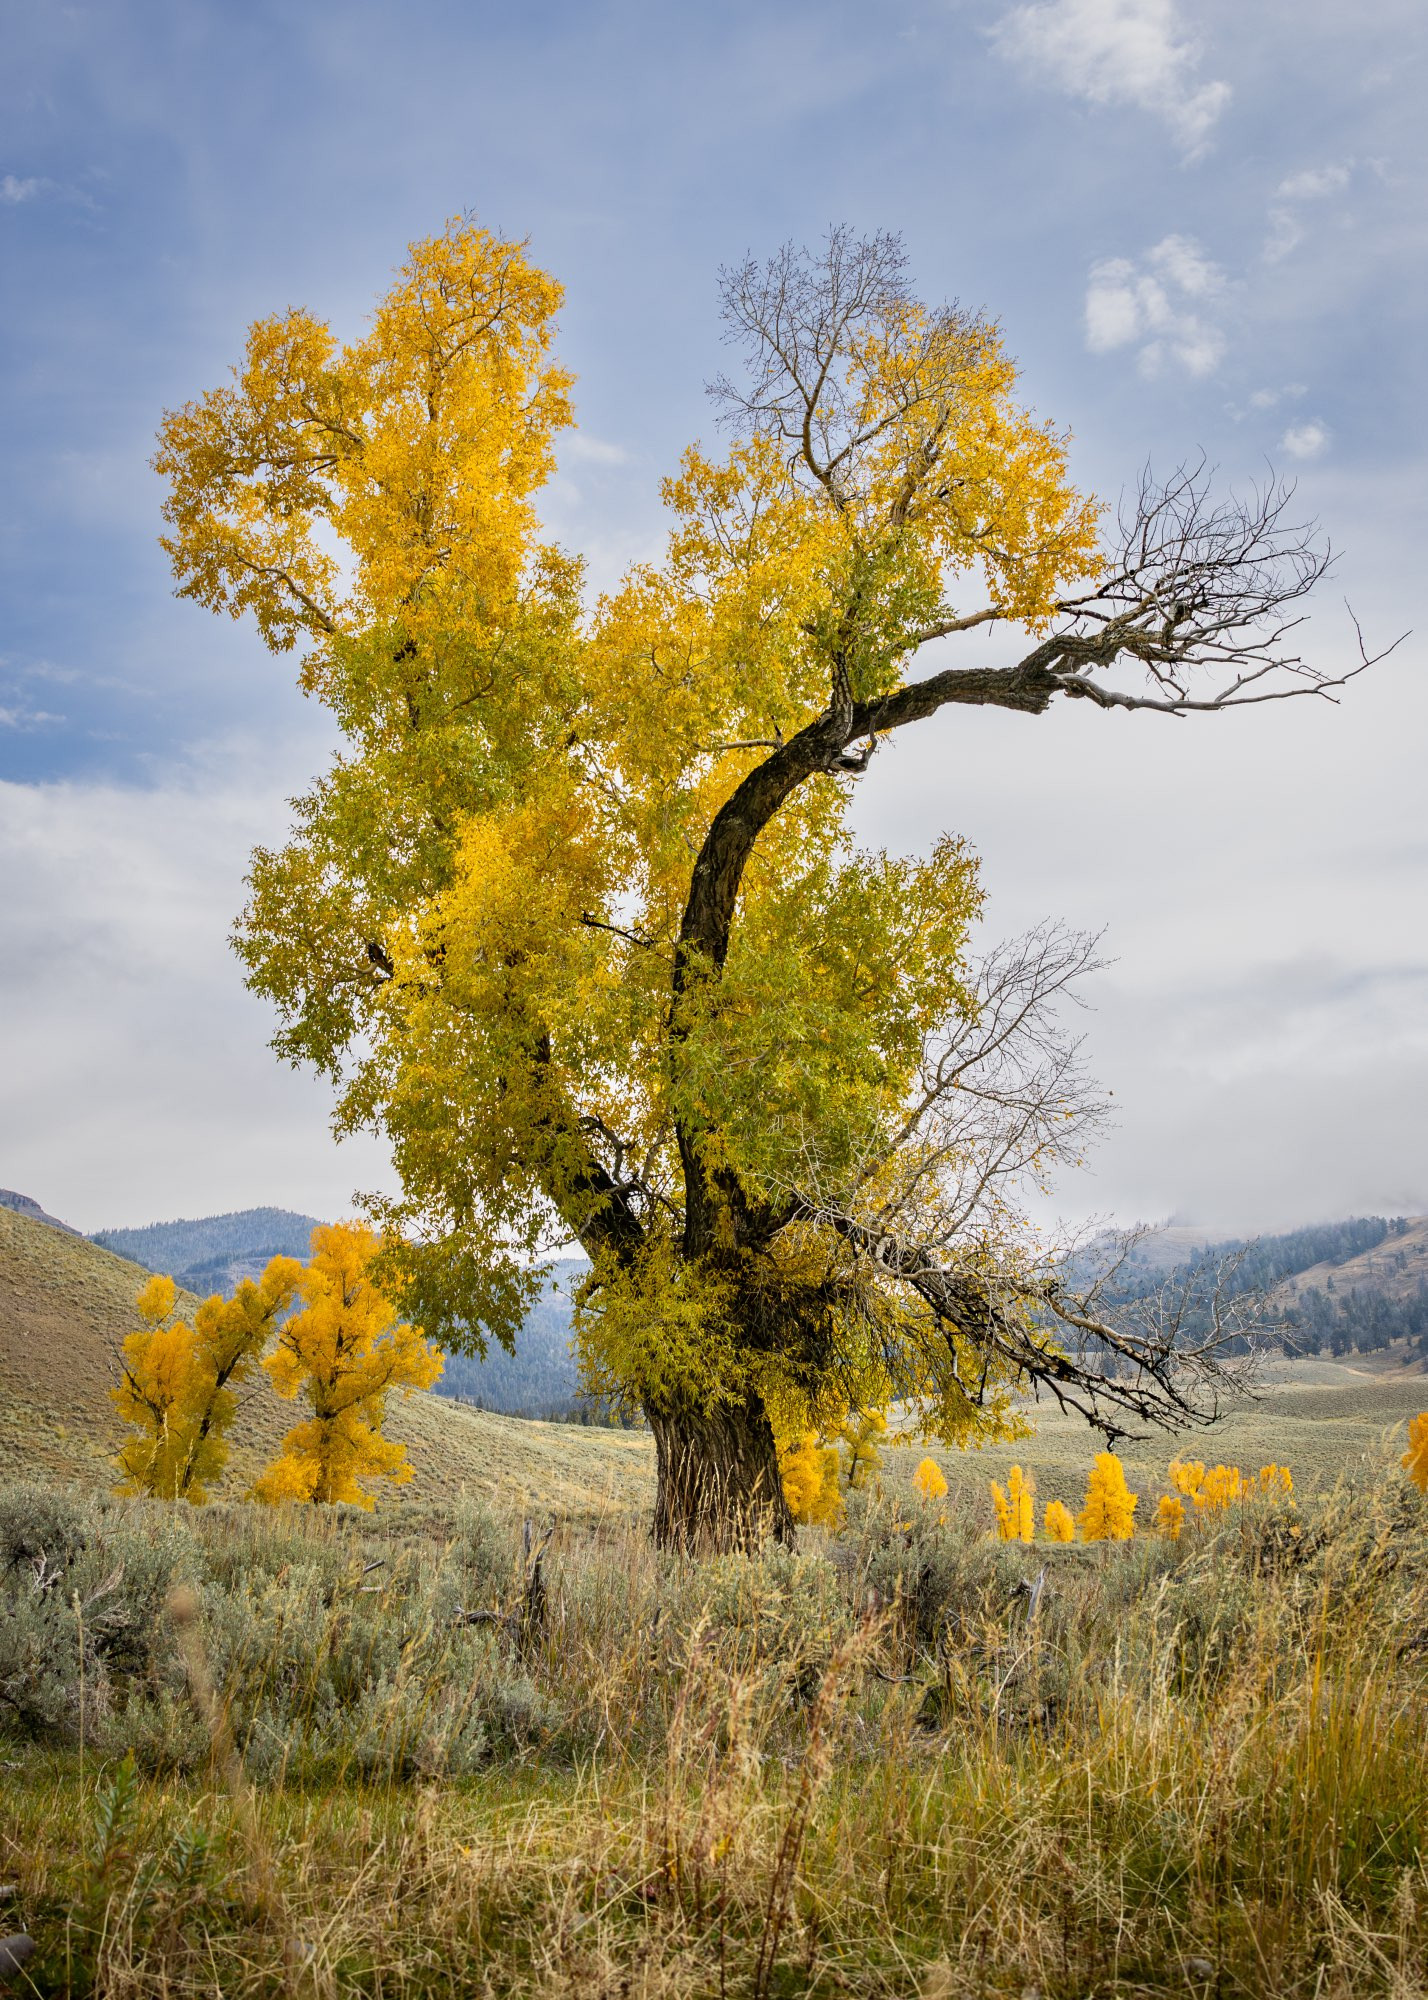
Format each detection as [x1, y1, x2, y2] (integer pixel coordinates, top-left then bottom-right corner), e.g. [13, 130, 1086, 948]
[89, 1207, 325, 1297]
[433, 1258, 588, 1417]
[1084, 1215, 1428, 1363]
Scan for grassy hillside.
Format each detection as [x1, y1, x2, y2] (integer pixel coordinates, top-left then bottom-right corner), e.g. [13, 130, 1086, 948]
[0, 1205, 652, 1519]
[1278, 1212, 1428, 1303]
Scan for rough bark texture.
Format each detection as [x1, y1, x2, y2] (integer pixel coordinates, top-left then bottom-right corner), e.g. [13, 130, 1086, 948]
[648, 1391, 794, 1553]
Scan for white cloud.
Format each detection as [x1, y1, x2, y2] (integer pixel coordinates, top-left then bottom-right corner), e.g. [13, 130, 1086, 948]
[991, 0, 1231, 159]
[0, 769, 393, 1231]
[1, 174, 41, 204]
[1276, 163, 1353, 202]
[1265, 160, 1354, 262]
[1084, 234, 1227, 377]
[1280, 420, 1329, 460]
[0, 702, 63, 729]
[1247, 383, 1307, 411]
[561, 432, 630, 467]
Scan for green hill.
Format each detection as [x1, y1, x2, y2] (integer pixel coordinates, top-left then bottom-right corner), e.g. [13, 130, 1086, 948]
[0, 1205, 651, 1520]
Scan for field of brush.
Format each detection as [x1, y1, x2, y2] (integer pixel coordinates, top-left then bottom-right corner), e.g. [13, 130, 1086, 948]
[3, 1433, 1428, 1999]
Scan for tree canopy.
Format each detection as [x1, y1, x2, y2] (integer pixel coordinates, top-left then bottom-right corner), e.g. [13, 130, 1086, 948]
[156, 219, 1366, 1547]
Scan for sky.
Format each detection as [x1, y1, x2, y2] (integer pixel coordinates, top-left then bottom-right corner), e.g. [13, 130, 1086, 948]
[1, 0, 1425, 1236]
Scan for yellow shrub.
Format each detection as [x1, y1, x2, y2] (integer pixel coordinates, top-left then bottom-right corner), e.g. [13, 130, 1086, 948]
[1043, 1499, 1075, 1543]
[1169, 1457, 1205, 1500]
[1156, 1493, 1185, 1541]
[1258, 1463, 1293, 1497]
[913, 1456, 948, 1502]
[779, 1432, 844, 1528]
[1403, 1412, 1428, 1494]
[1196, 1463, 1247, 1512]
[991, 1464, 1035, 1542]
[1079, 1453, 1137, 1542]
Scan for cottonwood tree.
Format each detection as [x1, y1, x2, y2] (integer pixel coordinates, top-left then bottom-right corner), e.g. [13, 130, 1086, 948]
[156, 220, 1382, 1550]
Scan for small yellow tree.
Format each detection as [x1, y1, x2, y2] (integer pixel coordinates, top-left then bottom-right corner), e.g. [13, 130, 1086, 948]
[1043, 1499, 1076, 1543]
[1079, 1452, 1137, 1542]
[113, 1264, 301, 1502]
[839, 1409, 887, 1492]
[991, 1464, 1036, 1542]
[779, 1432, 844, 1527]
[252, 1222, 442, 1508]
[1155, 1494, 1185, 1540]
[913, 1456, 949, 1503]
[1404, 1413, 1428, 1494]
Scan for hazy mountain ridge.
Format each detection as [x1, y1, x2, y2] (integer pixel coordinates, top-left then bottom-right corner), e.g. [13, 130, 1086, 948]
[0, 1188, 82, 1237]
[89, 1207, 327, 1298]
[1075, 1214, 1428, 1364]
[8, 1193, 1416, 1421]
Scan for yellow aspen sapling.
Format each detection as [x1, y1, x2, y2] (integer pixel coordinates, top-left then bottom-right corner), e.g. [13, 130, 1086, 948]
[113, 1263, 301, 1502]
[1079, 1452, 1137, 1542]
[913, 1456, 948, 1503]
[1155, 1494, 1185, 1541]
[1258, 1463, 1293, 1497]
[253, 1222, 442, 1508]
[839, 1408, 886, 1491]
[779, 1432, 844, 1527]
[1195, 1464, 1246, 1512]
[991, 1464, 1036, 1542]
[1168, 1458, 1205, 1500]
[1403, 1413, 1428, 1494]
[1043, 1499, 1076, 1543]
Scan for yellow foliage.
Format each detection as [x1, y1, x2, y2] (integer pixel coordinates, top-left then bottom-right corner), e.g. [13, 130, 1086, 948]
[1168, 1458, 1205, 1500]
[1079, 1453, 1137, 1542]
[1156, 1494, 1185, 1541]
[991, 1464, 1036, 1542]
[1402, 1413, 1428, 1494]
[252, 1222, 442, 1509]
[913, 1456, 948, 1502]
[156, 219, 1110, 1524]
[778, 1432, 844, 1528]
[838, 1408, 887, 1492]
[112, 1261, 301, 1503]
[1196, 1463, 1247, 1512]
[1258, 1463, 1293, 1497]
[1043, 1499, 1076, 1543]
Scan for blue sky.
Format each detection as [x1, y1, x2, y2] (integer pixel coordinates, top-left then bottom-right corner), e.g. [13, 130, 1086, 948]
[2, 0, 1425, 1232]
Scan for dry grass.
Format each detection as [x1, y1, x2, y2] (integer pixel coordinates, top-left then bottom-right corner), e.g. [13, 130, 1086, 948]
[2, 1463, 1427, 1997]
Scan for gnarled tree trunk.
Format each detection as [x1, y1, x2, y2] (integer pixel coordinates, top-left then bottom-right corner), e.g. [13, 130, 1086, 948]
[648, 1390, 794, 1553]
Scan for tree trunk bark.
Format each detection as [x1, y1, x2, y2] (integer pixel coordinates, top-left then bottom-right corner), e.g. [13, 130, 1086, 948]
[648, 1391, 794, 1554]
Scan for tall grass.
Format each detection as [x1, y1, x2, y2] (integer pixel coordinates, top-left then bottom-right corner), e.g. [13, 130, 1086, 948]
[1, 1464, 1425, 1995]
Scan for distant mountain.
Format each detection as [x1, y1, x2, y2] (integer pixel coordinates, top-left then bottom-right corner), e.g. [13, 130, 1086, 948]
[86, 1203, 590, 1417]
[1068, 1214, 1427, 1367]
[0, 1189, 82, 1237]
[88, 1207, 325, 1297]
[434, 1258, 589, 1418]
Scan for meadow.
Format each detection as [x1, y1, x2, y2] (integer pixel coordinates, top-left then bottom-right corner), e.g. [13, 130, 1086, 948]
[3, 1430, 1427, 1999]
[5, 1203, 1428, 1993]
